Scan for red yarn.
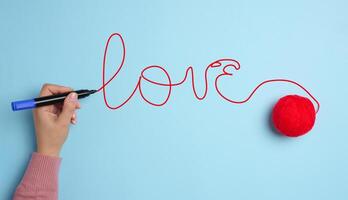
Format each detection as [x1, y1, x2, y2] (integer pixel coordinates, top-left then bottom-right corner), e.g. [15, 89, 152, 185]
[97, 33, 320, 137]
[272, 95, 316, 137]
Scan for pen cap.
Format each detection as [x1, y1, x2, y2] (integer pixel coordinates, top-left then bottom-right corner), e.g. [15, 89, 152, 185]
[11, 99, 36, 111]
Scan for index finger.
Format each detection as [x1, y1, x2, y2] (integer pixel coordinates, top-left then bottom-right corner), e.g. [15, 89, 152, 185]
[39, 83, 73, 97]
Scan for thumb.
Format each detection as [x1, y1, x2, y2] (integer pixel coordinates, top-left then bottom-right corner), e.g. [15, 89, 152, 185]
[58, 92, 79, 126]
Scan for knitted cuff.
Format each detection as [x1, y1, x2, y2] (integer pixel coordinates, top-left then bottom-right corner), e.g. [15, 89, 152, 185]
[20, 152, 62, 190]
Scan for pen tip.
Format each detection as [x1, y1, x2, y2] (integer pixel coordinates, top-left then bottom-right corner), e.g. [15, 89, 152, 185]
[90, 90, 97, 94]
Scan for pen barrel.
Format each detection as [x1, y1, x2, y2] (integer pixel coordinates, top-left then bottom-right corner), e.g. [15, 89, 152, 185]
[12, 89, 93, 111]
[34, 90, 91, 107]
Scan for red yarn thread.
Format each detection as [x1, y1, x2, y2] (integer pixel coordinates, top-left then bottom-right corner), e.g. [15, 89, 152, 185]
[96, 33, 320, 113]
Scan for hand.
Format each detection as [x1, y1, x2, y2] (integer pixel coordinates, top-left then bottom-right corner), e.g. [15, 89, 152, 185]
[33, 84, 80, 157]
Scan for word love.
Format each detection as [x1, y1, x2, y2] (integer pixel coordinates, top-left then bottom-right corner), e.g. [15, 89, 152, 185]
[96, 33, 320, 112]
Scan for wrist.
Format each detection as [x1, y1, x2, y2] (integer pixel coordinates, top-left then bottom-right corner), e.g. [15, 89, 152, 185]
[37, 146, 61, 157]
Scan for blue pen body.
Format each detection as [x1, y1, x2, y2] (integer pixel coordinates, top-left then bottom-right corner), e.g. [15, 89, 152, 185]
[11, 99, 36, 111]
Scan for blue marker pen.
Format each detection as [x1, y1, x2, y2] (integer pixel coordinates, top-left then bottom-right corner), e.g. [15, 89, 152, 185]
[11, 89, 97, 111]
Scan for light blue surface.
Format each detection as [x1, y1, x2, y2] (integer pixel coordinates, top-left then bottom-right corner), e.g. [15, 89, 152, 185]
[1, 0, 347, 199]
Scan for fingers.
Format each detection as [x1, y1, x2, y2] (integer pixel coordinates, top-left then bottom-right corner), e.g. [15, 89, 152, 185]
[35, 84, 72, 115]
[71, 112, 77, 124]
[57, 92, 80, 126]
[39, 83, 73, 97]
[71, 101, 81, 124]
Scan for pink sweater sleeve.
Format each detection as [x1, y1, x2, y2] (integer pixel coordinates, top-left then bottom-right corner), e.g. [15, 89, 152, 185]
[13, 152, 62, 200]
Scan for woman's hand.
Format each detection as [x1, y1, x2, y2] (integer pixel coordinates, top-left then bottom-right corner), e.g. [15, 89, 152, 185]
[33, 84, 80, 157]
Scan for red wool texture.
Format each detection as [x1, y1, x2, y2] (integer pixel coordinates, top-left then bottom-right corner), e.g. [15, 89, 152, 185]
[272, 95, 316, 137]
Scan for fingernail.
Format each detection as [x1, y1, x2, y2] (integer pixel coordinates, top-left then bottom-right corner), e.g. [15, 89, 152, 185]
[68, 93, 78, 102]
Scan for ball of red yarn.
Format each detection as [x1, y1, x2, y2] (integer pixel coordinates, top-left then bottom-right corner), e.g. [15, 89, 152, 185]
[272, 95, 316, 137]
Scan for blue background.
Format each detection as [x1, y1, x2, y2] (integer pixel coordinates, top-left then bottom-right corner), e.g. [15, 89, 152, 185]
[1, 0, 347, 199]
